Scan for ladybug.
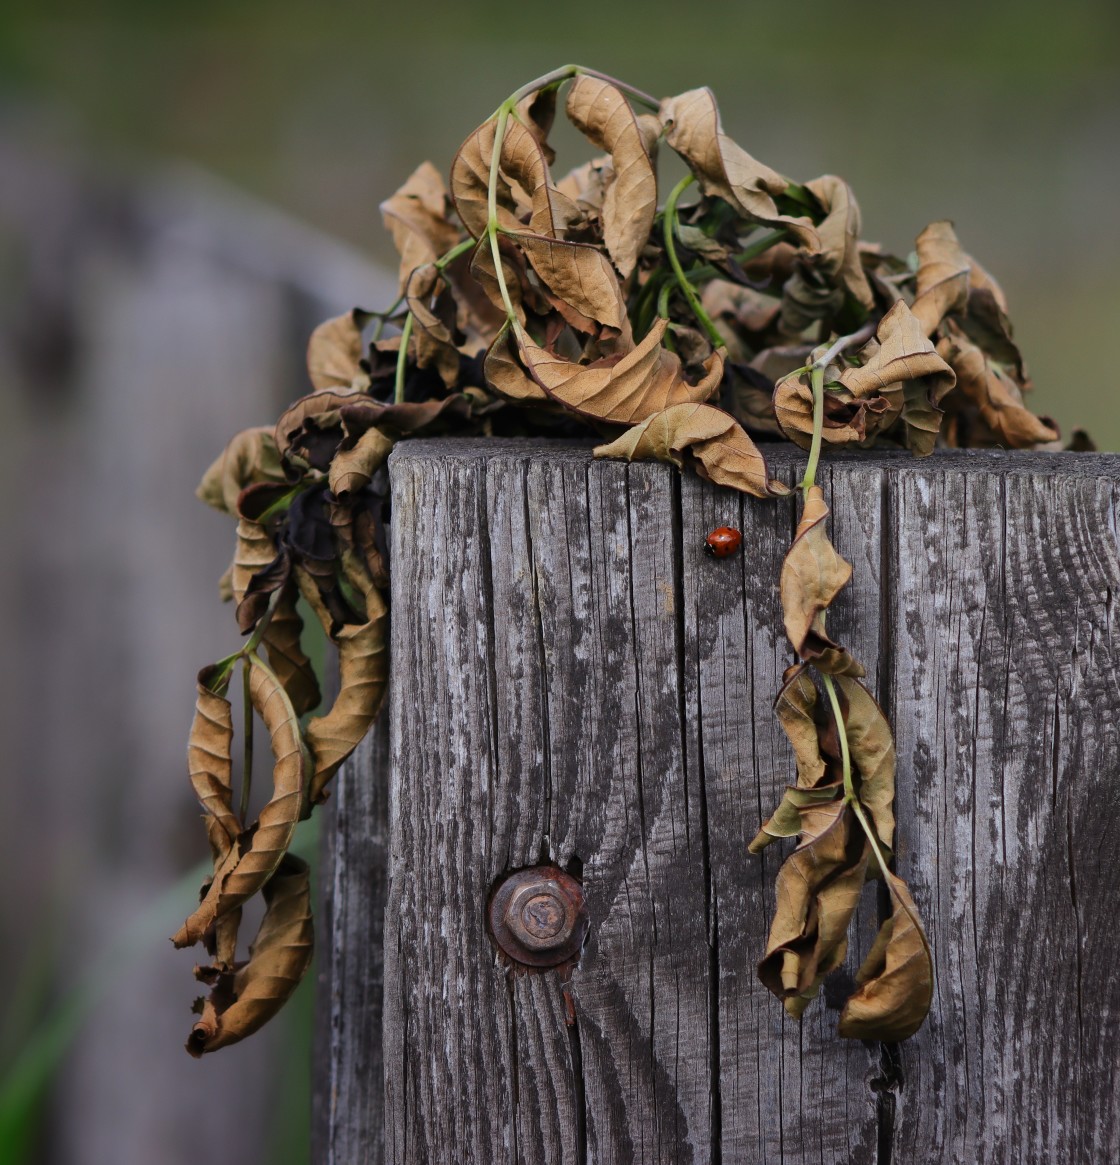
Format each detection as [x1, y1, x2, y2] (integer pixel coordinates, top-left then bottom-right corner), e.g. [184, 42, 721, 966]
[705, 526, 742, 558]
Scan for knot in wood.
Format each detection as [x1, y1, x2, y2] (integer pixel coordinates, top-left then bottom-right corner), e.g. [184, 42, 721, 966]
[488, 866, 588, 970]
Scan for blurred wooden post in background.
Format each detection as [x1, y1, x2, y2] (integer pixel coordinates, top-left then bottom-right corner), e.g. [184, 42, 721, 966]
[321, 440, 1120, 1164]
[0, 127, 393, 1165]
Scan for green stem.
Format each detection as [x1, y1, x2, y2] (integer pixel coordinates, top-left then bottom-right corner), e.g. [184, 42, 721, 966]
[434, 237, 475, 271]
[486, 104, 521, 331]
[240, 657, 253, 826]
[801, 365, 826, 492]
[820, 673, 853, 799]
[656, 281, 673, 320]
[394, 311, 414, 404]
[663, 175, 725, 348]
[798, 323, 876, 492]
[371, 295, 403, 343]
[849, 796, 894, 882]
[503, 64, 659, 113]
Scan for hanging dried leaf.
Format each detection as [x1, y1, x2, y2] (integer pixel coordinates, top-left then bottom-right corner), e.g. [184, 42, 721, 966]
[909, 221, 970, 337]
[189, 665, 240, 857]
[305, 571, 389, 803]
[838, 873, 933, 1041]
[780, 486, 864, 676]
[833, 675, 895, 850]
[197, 428, 286, 517]
[758, 799, 869, 1014]
[565, 75, 658, 278]
[329, 425, 394, 500]
[660, 88, 818, 249]
[307, 310, 370, 392]
[275, 387, 366, 459]
[186, 855, 314, 1057]
[173, 657, 306, 948]
[594, 400, 787, 498]
[380, 161, 462, 296]
[261, 589, 321, 717]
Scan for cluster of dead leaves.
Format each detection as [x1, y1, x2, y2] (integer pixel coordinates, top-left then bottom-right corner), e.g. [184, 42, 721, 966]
[178, 66, 1074, 1054]
[753, 487, 933, 1038]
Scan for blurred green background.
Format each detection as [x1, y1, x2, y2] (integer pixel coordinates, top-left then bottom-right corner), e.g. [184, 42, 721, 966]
[2, 0, 1117, 443]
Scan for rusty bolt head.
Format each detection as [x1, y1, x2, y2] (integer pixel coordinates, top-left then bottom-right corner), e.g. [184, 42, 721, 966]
[487, 866, 588, 970]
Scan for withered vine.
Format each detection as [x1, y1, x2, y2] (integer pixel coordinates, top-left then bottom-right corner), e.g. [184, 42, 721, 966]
[177, 64, 1076, 1057]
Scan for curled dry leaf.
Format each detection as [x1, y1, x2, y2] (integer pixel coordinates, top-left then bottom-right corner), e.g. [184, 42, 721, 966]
[660, 88, 817, 249]
[450, 118, 519, 239]
[262, 590, 322, 717]
[780, 486, 864, 676]
[802, 176, 875, 311]
[750, 667, 837, 853]
[275, 387, 366, 458]
[839, 299, 957, 455]
[910, 220, 970, 337]
[521, 318, 722, 424]
[833, 674, 896, 850]
[189, 665, 240, 859]
[838, 872, 933, 1041]
[305, 570, 389, 803]
[514, 233, 629, 334]
[380, 161, 462, 296]
[329, 425, 394, 500]
[565, 75, 658, 278]
[405, 264, 464, 388]
[187, 855, 314, 1057]
[484, 322, 547, 402]
[758, 799, 869, 1015]
[941, 327, 1058, 447]
[196, 427, 285, 517]
[594, 400, 787, 498]
[500, 119, 576, 237]
[306, 310, 370, 392]
[173, 657, 305, 948]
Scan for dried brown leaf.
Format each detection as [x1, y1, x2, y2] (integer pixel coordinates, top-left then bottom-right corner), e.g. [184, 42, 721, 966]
[404, 263, 463, 388]
[261, 590, 321, 717]
[758, 800, 869, 1011]
[307, 310, 369, 392]
[521, 318, 721, 424]
[566, 75, 658, 277]
[941, 328, 1058, 447]
[450, 118, 520, 239]
[189, 665, 239, 860]
[780, 486, 864, 676]
[197, 428, 285, 516]
[514, 233, 629, 334]
[275, 387, 366, 458]
[186, 855, 314, 1056]
[802, 175, 875, 311]
[833, 675, 895, 850]
[173, 657, 305, 948]
[594, 400, 787, 498]
[329, 425, 394, 501]
[484, 322, 547, 402]
[910, 221, 970, 337]
[380, 161, 462, 296]
[660, 88, 817, 249]
[305, 570, 389, 803]
[838, 873, 933, 1041]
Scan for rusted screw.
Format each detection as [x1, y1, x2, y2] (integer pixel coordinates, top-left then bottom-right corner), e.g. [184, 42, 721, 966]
[487, 866, 588, 970]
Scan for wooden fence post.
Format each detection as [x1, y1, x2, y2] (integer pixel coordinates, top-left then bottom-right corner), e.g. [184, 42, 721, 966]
[319, 438, 1120, 1164]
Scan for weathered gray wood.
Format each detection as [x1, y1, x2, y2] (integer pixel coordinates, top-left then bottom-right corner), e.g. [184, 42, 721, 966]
[334, 439, 1120, 1164]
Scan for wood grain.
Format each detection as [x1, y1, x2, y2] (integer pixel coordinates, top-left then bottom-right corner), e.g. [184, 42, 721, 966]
[328, 440, 1120, 1164]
